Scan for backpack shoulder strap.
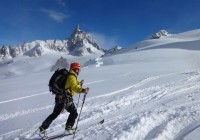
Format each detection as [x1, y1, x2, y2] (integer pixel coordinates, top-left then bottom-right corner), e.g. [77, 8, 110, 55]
[68, 73, 77, 79]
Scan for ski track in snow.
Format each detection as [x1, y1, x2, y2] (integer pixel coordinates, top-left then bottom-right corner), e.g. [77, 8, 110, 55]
[76, 71, 200, 140]
[0, 105, 53, 122]
[0, 129, 22, 138]
[87, 72, 177, 100]
[0, 92, 49, 105]
[0, 74, 135, 123]
[2, 71, 200, 140]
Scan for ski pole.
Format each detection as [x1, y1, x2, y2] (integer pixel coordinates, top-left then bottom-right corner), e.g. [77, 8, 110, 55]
[76, 82, 83, 108]
[76, 94, 81, 108]
[73, 92, 87, 140]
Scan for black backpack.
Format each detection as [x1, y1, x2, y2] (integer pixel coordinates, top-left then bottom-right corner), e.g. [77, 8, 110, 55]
[48, 69, 70, 95]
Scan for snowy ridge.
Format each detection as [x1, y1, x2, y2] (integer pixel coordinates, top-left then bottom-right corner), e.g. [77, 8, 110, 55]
[0, 40, 68, 59]
[0, 25, 104, 59]
[149, 30, 170, 39]
[128, 29, 200, 51]
[103, 45, 122, 56]
[50, 56, 69, 71]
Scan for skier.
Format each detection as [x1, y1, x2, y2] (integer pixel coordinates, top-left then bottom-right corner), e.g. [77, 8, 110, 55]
[39, 62, 89, 135]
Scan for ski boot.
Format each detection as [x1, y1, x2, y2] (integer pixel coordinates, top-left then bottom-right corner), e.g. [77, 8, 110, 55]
[65, 125, 75, 134]
[38, 126, 47, 138]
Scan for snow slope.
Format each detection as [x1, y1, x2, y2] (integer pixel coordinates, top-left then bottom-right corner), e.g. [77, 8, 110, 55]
[1, 29, 200, 140]
[125, 29, 200, 52]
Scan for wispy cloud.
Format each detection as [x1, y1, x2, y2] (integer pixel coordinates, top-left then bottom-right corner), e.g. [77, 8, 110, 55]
[41, 8, 69, 23]
[56, 0, 66, 7]
[89, 32, 119, 49]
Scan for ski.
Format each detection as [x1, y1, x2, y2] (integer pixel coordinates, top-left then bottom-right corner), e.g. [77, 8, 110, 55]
[41, 136, 48, 140]
[33, 128, 48, 140]
[46, 132, 75, 140]
[41, 119, 105, 140]
[38, 132, 48, 140]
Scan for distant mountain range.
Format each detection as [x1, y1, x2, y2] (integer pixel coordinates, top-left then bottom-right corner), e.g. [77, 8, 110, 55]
[0, 25, 119, 59]
[0, 26, 175, 60]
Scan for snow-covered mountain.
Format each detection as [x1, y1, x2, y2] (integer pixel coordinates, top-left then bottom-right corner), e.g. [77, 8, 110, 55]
[1, 29, 200, 140]
[50, 56, 69, 72]
[67, 25, 103, 56]
[149, 29, 170, 39]
[129, 29, 200, 51]
[0, 40, 68, 59]
[103, 45, 122, 56]
[0, 25, 104, 59]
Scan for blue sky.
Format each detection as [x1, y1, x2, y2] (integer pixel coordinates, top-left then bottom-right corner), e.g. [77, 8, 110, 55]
[1, 0, 200, 49]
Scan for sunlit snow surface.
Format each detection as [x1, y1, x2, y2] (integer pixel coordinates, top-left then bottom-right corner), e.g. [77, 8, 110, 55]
[1, 29, 200, 140]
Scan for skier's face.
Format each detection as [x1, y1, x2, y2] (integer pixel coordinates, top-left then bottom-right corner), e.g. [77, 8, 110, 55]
[75, 68, 80, 75]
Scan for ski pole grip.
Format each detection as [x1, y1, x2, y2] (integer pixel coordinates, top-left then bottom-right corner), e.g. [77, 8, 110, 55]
[80, 80, 84, 87]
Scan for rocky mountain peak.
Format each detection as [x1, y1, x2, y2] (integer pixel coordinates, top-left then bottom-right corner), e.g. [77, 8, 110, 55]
[103, 45, 122, 56]
[150, 30, 170, 39]
[50, 56, 69, 71]
[67, 25, 102, 56]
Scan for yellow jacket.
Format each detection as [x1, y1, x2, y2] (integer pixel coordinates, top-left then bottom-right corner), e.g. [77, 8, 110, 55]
[65, 69, 83, 97]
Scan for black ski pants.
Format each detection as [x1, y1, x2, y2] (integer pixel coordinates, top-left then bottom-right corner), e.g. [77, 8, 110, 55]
[41, 100, 78, 130]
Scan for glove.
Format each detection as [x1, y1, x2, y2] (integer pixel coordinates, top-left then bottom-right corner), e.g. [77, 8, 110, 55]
[82, 87, 89, 94]
[80, 80, 84, 86]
